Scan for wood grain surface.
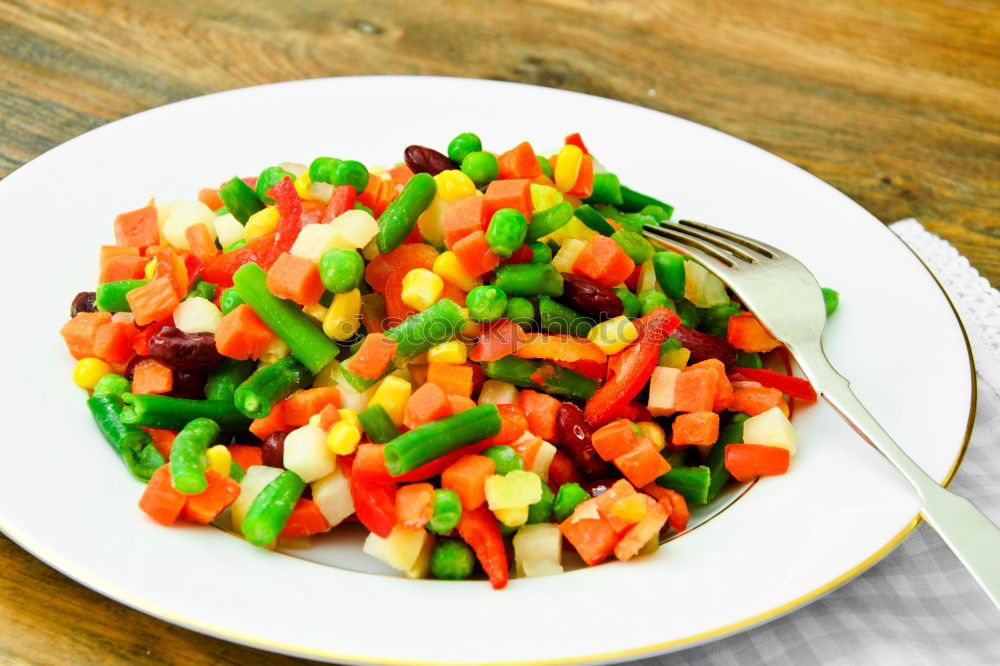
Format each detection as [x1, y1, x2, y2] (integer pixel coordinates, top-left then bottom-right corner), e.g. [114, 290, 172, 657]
[1, 0, 997, 663]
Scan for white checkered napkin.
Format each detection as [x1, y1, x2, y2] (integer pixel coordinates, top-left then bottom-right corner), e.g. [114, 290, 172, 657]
[631, 220, 1000, 666]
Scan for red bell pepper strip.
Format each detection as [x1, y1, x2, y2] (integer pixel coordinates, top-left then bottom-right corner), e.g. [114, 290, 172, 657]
[565, 132, 589, 154]
[584, 308, 680, 427]
[201, 232, 276, 287]
[469, 319, 527, 363]
[341, 456, 397, 538]
[732, 367, 817, 402]
[350, 441, 494, 485]
[183, 253, 203, 288]
[457, 506, 509, 590]
[262, 178, 304, 267]
[321, 185, 356, 222]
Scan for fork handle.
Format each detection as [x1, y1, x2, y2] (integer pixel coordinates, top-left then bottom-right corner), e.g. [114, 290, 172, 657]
[793, 342, 1000, 608]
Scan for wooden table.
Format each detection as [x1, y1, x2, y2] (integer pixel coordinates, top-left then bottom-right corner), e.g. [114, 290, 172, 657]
[2, 1, 997, 663]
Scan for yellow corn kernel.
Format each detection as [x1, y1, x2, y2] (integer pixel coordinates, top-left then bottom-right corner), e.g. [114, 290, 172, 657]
[550, 238, 588, 273]
[361, 238, 380, 261]
[401, 268, 443, 311]
[554, 144, 583, 192]
[338, 408, 361, 430]
[326, 420, 361, 456]
[294, 171, 313, 200]
[369, 375, 412, 426]
[495, 506, 529, 528]
[433, 251, 481, 292]
[244, 207, 280, 241]
[636, 421, 667, 451]
[435, 170, 477, 202]
[143, 259, 157, 280]
[660, 347, 691, 370]
[302, 303, 329, 323]
[610, 494, 649, 524]
[485, 470, 543, 510]
[544, 216, 596, 246]
[206, 445, 232, 476]
[260, 338, 289, 365]
[73, 357, 111, 390]
[323, 289, 362, 340]
[530, 184, 563, 212]
[588, 316, 639, 355]
[427, 340, 467, 365]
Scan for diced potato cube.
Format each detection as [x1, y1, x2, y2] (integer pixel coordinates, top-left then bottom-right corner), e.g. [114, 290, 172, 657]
[743, 406, 797, 453]
[311, 464, 355, 528]
[647, 367, 680, 417]
[283, 423, 337, 482]
[231, 466, 283, 531]
[159, 200, 216, 250]
[513, 523, 563, 577]
[173, 297, 222, 335]
[478, 379, 519, 405]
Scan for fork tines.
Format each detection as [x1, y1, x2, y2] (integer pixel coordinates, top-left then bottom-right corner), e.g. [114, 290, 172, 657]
[642, 220, 779, 269]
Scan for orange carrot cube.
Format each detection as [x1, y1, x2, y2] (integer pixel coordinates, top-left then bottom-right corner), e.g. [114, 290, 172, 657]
[673, 367, 717, 413]
[671, 411, 720, 447]
[441, 454, 495, 510]
[266, 252, 326, 306]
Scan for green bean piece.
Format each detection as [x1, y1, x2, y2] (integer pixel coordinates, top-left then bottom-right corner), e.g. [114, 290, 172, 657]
[525, 201, 573, 243]
[309, 157, 341, 184]
[331, 160, 369, 194]
[354, 202, 373, 216]
[536, 155, 553, 179]
[219, 287, 245, 315]
[430, 539, 475, 580]
[822, 287, 840, 316]
[224, 239, 247, 253]
[204, 358, 255, 401]
[481, 356, 597, 400]
[527, 483, 555, 524]
[527, 241, 552, 265]
[611, 229, 655, 265]
[615, 288, 640, 319]
[357, 404, 401, 444]
[95, 280, 148, 312]
[656, 464, 711, 504]
[241, 470, 307, 547]
[447, 132, 482, 164]
[169, 418, 221, 494]
[485, 208, 528, 259]
[460, 151, 499, 188]
[675, 299, 701, 328]
[317, 248, 364, 294]
[638, 204, 672, 222]
[734, 351, 763, 369]
[582, 173, 623, 206]
[504, 297, 535, 329]
[492, 264, 563, 297]
[120, 394, 252, 431]
[229, 460, 246, 482]
[481, 445, 525, 475]
[700, 301, 741, 338]
[426, 488, 463, 535]
[466, 285, 508, 323]
[383, 405, 502, 476]
[652, 251, 686, 300]
[375, 173, 437, 254]
[553, 482, 589, 522]
[187, 280, 217, 302]
[92, 373, 131, 398]
[706, 422, 743, 502]
[218, 176, 265, 223]
[232, 263, 338, 373]
[730, 412, 750, 424]
[537, 297, 595, 337]
[618, 185, 675, 217]
[234, 356, 312, 419]
[134, 444, 167, 481]
[573, 204, 615, 236]
[87, 393, 162, 482]
[214, 206, 229, 216]
[256, 166, 295, 204]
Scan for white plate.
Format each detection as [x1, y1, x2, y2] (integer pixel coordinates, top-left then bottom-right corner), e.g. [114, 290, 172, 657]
[0, 77, 974, 665]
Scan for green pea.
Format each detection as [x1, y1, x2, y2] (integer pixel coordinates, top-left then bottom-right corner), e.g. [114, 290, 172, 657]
[504, 297, 535, 329]
[223, 239, 247, 254]
[638, 290, 672, 316]
[220, 287, 245, 315]
[481, 445, 525, 475]
[536, 155, 553, 179]
[426, 488, 463, 536]
[461, 151, 499, 188]
[256, 166, 295, 204]
[447, 132, 482, 164]
[610, 229, 655, 264]
[700, 301, 741, 338]
[331, 160, 369, 194]
[354, 202, 373, 216]
[466, 285, 508, 323]
[318, 248, 364, 294]
[553, 482, 589, 522]
[527, 241, 552, 264]
[92, 373, 131, 398]
[652, 251, 686, 300]
[527, 483, 555, 524]
[430, 539, 475, 580]
[485, 208, 528, 258]
[675, 298, 701, 328]
[822, 287, 839, 316]
[615, 288, 640, 319]
[187, 280, 217, 301]
[309, 157, 341, 184]
[639, 204, 672, 222]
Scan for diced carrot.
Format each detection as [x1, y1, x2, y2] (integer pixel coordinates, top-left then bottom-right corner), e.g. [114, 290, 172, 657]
[443, 196, 487, 248]
[510, 433, 543, 469]
[732, 387, 785, 416]
[559, 499, 620, 566]
[93, 320, 136, 365]
[479, 404, 528, 446]
[572, 235, 635, 288]
[614, 499, 670, 561]
[61, 312, 113, 359]
[322, 185, 357, 222]
[546, 451, 584, 489]
[345, 333, 398, 380]
[131, 358, 174, 395]
[266, 252, 326, 307]
[482, 178, 533, 221]
[138, 465, 186, 526]
[152, 248, 190, 300]
[447, 394, 477, 412]
[614, 439, 671, 488]
[673, 367, 717, 413]
[144, 428, 177, 459]
[115, 205, 159, 248]
[100, 245, 140, 268]
[441, 454, 495, 510]
[725, 444, 790, 482]
[180, 470, 241, 524]
[126, 277, 181, 326]
[727, 314, 781, 352]
[566, 153, 595, 198]
[248, 403, 288, 439]
[439, 280, 467, 305]
[282, 388, 341, 426]
[387, 163, 415, 182]
[185, 223, 219, 259]
[395, 482, 435, 529]
[403, 382, 453, 429]
[364, 243, 440, 293]
[316, 404, 341, 430]
[99, 254, 148, 283]
[672, 411, 720, 447]
[408, 364, 429, 386]
[383, 270, 419, 323]
[198, 188, 224, 211]
[661, 488, 689, 531]
[689, 358, 734, 412]
[228, 444, 264, 471]
[591, 419, 641, 460]
[280, 498, 332, 537]
[497, 142, 542, 180]
[427, 362, 474, 398]
[593, 479, 638, 534]
[214, 304, 276, 360]
[451, 230, 500, 277]
[517, 390, 561, 441]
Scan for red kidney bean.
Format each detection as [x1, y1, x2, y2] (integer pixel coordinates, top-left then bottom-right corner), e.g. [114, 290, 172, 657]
[670, 324, 738, 367]
[261, 432, 288, 468]
[560, 273, 624, 319]
[70, 291, 97, 317]
[554, 403, 608, 477]
[168, 371, 207, 400]
[147, 327, 225, 373]
[403, 145, 457, 176]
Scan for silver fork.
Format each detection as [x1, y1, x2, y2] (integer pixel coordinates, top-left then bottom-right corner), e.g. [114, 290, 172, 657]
[644, 219, 1000, 608]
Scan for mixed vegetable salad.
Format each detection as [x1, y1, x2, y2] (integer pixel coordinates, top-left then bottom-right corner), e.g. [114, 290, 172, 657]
[61, 132, 835, 588]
